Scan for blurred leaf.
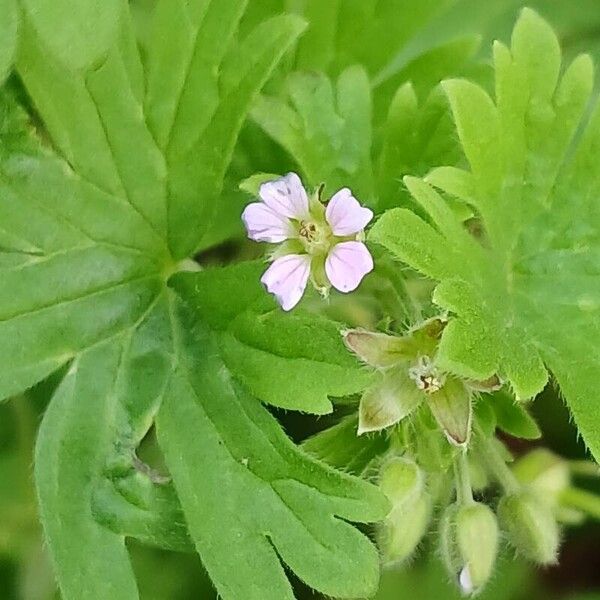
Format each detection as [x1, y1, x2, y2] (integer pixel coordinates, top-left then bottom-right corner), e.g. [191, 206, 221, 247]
[252, 66, 375, 204]
[489, 391, 541, 440]
[20, 0, 121, 71]
[0, 0, 17, 84]
[377, 83, 462, 212]
[294, 0, 455, 78]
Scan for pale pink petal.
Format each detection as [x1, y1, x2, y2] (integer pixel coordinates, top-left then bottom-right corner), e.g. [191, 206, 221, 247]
[261, 254, 311, 311]
[259, 172, 309, 220]
[325, 188, 373, 235]
[325, 241, 373, 293]
[241, 202, 293, 243]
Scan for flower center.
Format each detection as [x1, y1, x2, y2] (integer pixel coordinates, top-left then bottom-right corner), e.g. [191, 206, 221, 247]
[299, 221, 319, 241]
[297, 219, 330, 253]
[408, 356, 446, 394]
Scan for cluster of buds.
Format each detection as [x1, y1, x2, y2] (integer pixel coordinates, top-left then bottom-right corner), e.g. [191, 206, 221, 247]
[343, 318, 600, 595]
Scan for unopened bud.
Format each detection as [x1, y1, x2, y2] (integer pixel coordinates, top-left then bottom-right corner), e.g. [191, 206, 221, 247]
[498, 491, 560, 564]
[512, 449, 570, 497]
[440, 502, 499, 595]
[378, 457, 431, 565]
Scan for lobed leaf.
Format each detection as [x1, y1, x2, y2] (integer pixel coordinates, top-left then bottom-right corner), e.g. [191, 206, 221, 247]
[157, 307, 389, 600]
[252, 66, 374, 203]
[371, 9, 600, 459]
[172, 262, 372, 413]
[35, 341, 141, 600]
[145, 0, 305, 257]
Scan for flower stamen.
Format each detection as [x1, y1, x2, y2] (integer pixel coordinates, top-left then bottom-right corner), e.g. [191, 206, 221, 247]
[299, 221, 318, 241]
[408, 356, 446, 394]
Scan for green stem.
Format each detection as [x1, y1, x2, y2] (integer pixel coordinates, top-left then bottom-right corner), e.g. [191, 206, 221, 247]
[453, 449, 474, 505]
[560, 487, 600, 520]
[568, 460, 600, 478]
[474, 423, 520, 494]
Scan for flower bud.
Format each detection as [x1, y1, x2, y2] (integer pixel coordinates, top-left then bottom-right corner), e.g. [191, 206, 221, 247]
[512, 448, 570, 496]
[498, 491, 560, 564]
[378, 457, 431, 565]
[440, 502, 499, 595]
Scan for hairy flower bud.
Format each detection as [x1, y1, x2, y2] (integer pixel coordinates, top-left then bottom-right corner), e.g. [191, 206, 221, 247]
[378, 457, 431, 565]
[512, 448, 570, 496]
[498, 491, 560, 564]
[440, 502, 499, 595]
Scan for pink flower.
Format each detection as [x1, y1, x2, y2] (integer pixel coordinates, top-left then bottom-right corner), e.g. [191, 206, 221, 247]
[242, 173, 374, 310]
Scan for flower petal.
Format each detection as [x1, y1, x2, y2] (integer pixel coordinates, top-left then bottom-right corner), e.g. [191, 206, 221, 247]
[241, 202, 293, 242]
[325, 188, 373, 235]
[261, 254, 311, 311]
[325, 241, 373, 293]
[259, 172, 309, 220]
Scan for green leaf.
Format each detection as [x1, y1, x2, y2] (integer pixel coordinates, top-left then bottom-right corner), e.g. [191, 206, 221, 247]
[488, 392, 541, 440]
[252, 66, 374, 203]
[293, 0, 463, 80]
[35, 341, 141, 600]
[0, 97, 166, 400]
[145, 1, 306, 257]
[4, 7, 307, 592]
[34, 287, 177, 597]
[302, 414, 389, 475]
[370, 9, 600, 458]
[171, 260, 274, 330]
[376, 83, 462, 212]
[144, 0, 247, 153]
[0, 0, 17, 84]
[20, 0, 121, 71]
[172, 263, 372, 413]
[156, 308, 389, 600]
[91, 473, 193, 554]
[17, 13, 168, 237]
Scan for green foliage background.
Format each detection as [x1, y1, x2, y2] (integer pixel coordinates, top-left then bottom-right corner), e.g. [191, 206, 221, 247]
[1, 0, 600, 599]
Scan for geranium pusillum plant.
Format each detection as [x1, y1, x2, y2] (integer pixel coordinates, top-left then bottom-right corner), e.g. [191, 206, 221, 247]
[242, 172, 374, 310]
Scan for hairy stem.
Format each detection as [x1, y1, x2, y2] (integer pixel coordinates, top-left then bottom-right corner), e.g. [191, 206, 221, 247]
[453, 449, 474, 505]
[560, 487, 600, 520]
[474, 423, 520, 494]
